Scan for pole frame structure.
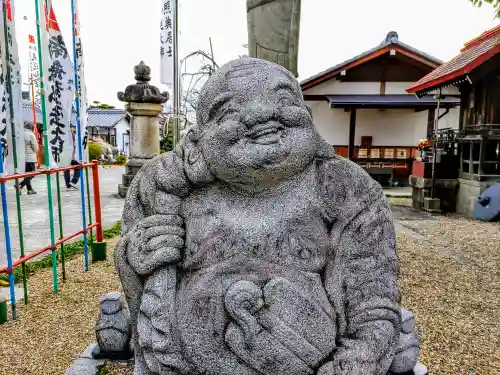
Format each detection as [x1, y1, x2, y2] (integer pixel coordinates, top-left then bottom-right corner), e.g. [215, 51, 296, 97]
[34, 0, 59, 293]
[30, 74, 40, 169]
[172, 0, 180, 147]
[70, 0, 89, 271]
[0, 141, 16, 319]
[431, 88, 442, 199]
[2, 0, 28, 307]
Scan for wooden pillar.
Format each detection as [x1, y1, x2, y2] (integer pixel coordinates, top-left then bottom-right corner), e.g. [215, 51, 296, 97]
[478, 137, 487, 176]
[427, 108, 435, 138]
[348, 108, 356, 160]
[469, 142, 474, 174]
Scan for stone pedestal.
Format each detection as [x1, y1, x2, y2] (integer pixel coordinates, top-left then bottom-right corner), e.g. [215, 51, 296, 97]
[456, 178, 497, 218]
[116, 61, 169, 198]
[118, 103, 162, 198]
[409, 175, 458, 213]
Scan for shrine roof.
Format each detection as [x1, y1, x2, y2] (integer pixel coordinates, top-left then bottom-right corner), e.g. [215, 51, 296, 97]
[300, 31, 442, 91]
[407, 24, 500, 96]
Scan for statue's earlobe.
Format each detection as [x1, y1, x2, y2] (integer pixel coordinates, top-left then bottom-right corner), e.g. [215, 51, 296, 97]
[182, 129, 215, 186]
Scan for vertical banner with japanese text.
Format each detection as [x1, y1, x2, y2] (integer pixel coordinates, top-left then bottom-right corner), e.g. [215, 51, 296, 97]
[160, 0, 175, 86]
[73, 0, 88, 161]
[28, 34, 41, 107]
[0, 0, 25, 174]
[40, 0, 75, 167]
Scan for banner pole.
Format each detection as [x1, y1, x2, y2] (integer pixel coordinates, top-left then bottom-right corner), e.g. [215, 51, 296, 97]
[71, 0, 88, 270]
[34, 0, 59, 293]
[0, 142, 16, 320]
[30, 73, 40, 169]
[2, 0, 28, 305]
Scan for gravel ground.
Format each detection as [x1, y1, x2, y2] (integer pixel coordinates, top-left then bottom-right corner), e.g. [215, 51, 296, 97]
[1, 204, 499, 375]
[396, 214, 500, 374]
[0, 238, 121, 375]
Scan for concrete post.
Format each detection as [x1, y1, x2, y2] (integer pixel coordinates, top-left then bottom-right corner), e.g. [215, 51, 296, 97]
[117, 61, 169, 198]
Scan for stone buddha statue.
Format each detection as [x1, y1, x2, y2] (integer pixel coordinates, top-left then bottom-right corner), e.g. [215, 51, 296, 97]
[115, 57, 422, 375]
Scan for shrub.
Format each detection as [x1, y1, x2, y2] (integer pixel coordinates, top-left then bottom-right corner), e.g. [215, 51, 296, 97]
[115, 154, 126, 165]
[88, 143, 102, 161]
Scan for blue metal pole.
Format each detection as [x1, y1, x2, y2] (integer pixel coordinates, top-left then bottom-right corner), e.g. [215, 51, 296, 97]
[70, 0, 88, 271]
[0, 142, 16, 320]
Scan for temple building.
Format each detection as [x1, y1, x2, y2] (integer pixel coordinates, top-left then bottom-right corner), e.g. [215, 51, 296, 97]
[301, 31, 460, 186]
[407, 24, 500, 217]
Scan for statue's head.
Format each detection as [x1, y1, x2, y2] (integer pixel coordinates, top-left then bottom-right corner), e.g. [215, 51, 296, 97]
[185, 57, 322, 190]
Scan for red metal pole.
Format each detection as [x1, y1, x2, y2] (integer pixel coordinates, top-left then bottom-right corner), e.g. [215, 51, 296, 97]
[92, 161, 103, 242]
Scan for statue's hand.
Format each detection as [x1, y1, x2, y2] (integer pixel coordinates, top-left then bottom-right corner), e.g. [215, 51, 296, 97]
[127, 214, 185, 276]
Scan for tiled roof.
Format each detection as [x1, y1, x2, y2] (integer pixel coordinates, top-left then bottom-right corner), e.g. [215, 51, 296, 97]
[22, 101, 127, 128]
[407, 24, 500, 95]
[301, 31, 442, 91]
[22, 101, 42, 124]
[87, 108, 126, 128]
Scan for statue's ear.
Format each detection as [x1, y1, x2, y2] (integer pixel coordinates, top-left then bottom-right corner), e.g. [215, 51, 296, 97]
[182, 128, 215, 186]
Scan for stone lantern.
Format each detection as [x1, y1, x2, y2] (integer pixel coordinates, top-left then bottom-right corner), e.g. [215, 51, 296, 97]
[117, 61, 169, 198]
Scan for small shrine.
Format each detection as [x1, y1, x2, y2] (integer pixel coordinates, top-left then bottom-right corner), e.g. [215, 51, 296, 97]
[407, 24, 500, 217]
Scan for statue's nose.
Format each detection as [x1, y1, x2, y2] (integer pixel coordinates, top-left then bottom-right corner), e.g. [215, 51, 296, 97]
[241, 102, 276, 128]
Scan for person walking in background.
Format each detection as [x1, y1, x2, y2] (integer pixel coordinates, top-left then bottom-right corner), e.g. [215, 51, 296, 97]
[64, 128, 81, 190]
[18, 122, 38, 195]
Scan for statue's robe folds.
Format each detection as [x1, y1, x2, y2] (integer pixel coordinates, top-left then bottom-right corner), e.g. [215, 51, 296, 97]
[116, 149, 401, 375]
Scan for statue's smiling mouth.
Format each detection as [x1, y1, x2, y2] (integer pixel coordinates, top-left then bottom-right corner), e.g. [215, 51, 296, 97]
[247, 123, 284, 145]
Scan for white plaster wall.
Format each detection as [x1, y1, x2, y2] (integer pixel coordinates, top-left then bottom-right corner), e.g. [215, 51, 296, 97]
[114, 118, 129, 153]
[304, 80, 461, 96]
[307, 100, 428, 146]
[437, 107, 460, 130]
[303, 80, 380, 95]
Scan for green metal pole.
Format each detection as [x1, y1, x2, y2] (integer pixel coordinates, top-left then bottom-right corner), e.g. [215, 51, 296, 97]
[55, 172, 65, 280]
[34, 0, 58, 293]
[2, 1, 28, 304]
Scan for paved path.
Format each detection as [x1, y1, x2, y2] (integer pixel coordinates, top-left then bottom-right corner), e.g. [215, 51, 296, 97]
[0, 166, 125, 267]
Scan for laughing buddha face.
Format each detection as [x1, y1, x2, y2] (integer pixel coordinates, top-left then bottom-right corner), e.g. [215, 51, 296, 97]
[193, 58, 321, 189]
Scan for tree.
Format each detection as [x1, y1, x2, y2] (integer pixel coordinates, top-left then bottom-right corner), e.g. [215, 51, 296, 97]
[470, 0, 500, 18]
[179, 49, 219, 124]
[89, 100, 116, 109]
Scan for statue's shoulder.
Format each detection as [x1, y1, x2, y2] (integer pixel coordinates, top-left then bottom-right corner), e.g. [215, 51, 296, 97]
[316, 155, 383, 219]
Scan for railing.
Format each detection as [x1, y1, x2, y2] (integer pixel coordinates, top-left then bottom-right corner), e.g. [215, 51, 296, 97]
[459, 123, 500, 136]
[0, 159, 104, 322]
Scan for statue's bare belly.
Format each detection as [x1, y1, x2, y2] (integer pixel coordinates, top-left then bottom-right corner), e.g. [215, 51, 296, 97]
[175, 181, 337, 374]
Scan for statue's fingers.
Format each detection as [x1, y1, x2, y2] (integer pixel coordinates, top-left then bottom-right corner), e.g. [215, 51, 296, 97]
[143, 225, 185, 241]
[148, 235, 184, 251]
[129, 247, 181, 276]
[139, 215, 183, 229]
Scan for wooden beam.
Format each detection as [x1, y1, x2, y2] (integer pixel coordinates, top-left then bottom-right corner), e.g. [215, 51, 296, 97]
[348, 108, 356, 160]
[380, 81, 386, 95]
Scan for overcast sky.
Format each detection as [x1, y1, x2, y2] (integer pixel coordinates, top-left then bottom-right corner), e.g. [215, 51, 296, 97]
[14, 0, 500, 107]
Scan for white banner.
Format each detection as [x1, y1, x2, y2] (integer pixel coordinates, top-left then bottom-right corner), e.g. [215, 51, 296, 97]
[0, 0, 25, 174]
[160, 0, 175, 86]
[73, 0, 88, 162]
[28, 34, 41, 107]
[40, 0, 75, 167]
